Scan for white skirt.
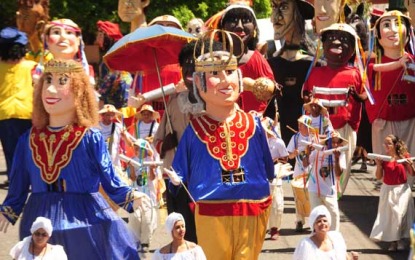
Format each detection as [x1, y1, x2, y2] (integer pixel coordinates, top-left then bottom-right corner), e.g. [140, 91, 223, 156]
[370, 183, 414, 242]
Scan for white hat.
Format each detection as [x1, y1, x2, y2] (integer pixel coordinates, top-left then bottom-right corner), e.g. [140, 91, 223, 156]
[30, 217, 53, 237]
[165, 212, 185, 238]
[309, 205, 332, 233]
[98, 104, 122, 115]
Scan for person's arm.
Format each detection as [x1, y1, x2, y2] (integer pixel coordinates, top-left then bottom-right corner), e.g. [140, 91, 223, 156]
[373, 53, 411, 72]
[375, 158, 383, 180]
[333, 151, 343, 177]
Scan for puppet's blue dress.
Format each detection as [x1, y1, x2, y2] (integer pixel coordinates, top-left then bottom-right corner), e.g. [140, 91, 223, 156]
[0, 125, 140, 260]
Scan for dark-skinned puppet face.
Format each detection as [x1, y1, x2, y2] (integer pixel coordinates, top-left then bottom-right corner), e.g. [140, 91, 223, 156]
[321, 23, 358, 68]
[220, 4, 258, 53]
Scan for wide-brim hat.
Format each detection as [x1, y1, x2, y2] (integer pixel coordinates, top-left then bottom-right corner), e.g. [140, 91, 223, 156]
[319, 130, 348, 145]
[136, 104, 160, 120]
[261, 116, 278, 138]
[148, 15, 183, 30]
[303, 98, 328, 116]
[296, 0, 314, 20]
[0, 27, 28, 45]
[99, 104, 122, 115]
[373, 10, 411, 33]
[320, 23, 359, 41]
[297, 115, 313, 129]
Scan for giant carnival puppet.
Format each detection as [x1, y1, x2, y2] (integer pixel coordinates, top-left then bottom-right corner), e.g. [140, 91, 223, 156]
[266, 0, 317, 146]
[165, 30, 275, 260]
[212, 1, 277, 114]
[118, 0, 150, 31]
[0, 59, 151, 259]
[302, 23, 365, 195]
[16, 0, 53, 63]
[314, 0, 342, 33]
[366, 8, 415, 183]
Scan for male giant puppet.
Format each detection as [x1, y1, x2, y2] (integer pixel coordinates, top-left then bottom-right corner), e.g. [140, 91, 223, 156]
[165, 31, 274, 260]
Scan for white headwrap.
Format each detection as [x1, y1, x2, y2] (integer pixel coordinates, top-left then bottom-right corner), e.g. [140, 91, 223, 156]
[30, 217, 53, 237]
[308, 205, 331, 233]
[165, 212, 185, 238]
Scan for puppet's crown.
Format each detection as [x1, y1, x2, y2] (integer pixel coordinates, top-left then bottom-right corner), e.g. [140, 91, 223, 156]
[44, 59, 84, 73]
[194, 29, 242, 73]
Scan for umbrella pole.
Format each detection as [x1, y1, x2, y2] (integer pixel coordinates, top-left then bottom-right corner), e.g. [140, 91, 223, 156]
[153, 49, 174, 135]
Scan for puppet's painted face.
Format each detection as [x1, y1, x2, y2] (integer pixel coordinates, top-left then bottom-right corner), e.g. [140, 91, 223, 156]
[198, 69, 240, 108]
[222, 9, 256, 47]
[47, 26, 80, 60]
[377, 16, 407, 51]
[314, 0, 341, 33]
[186, 18, 204, 37]
[118, 0, 147, 22]
[271, 0, 296, 40]
[16, 4, 45, 40]
[322, 30, 355, 68]
[42, 72, 75, 117]
[405, 0, 415, 27]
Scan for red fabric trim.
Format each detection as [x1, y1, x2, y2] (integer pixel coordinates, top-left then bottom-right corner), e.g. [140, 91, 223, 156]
[30, 125, 86, 184]
[198, 197, 272, 216]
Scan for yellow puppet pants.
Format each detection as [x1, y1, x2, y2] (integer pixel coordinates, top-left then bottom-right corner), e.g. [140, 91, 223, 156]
[195, 204, 270, 260]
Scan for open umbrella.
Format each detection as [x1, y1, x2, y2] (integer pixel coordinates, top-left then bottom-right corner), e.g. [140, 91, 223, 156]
[103, 25, 196, 137]
[103, 25, 196, 72]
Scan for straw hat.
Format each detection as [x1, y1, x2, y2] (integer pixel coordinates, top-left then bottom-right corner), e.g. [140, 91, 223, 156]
[136, 104, 160, 120]
[320, 23, 359, 41]
[148, 15, 183, 30]
[297, 115, 313, 129]
[319, 130, 348, 145]
[261, 117, 278, 138]
[303, 98, 328, 116]
[98, 104, 122, 115]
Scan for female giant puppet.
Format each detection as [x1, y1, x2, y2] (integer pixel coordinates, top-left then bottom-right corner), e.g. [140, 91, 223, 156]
[165, 31, 274, 260]
[0, 59, 150, 259]
[366, 10, 415, 181]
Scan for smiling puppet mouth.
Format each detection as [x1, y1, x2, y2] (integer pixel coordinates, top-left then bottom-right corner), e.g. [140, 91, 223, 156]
[45, 98, 61, 104]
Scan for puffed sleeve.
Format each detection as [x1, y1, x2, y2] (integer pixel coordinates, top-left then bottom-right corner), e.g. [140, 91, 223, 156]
[86, 129, 135, 212]
[0, 133, 31, 224]
[193, 245, 207, 260]
[9, 236, 30, 259]
[51, 245, 68, 260]
[293, 237, 315, 260]
[329, 231, 348, 260]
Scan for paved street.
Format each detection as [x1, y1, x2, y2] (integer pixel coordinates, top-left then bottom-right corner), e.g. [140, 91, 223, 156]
[0, 142, 411, 259]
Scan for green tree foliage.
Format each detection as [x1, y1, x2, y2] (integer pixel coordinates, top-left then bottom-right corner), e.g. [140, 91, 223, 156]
[0, 0, 271, 44]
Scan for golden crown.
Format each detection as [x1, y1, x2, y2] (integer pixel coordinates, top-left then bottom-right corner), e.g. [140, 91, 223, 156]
[44, 60, 84, 73]
[194, 29, 242, 73]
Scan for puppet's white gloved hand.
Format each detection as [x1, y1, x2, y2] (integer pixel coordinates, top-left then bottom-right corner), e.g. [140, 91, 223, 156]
[128, 89, 146, 108]
[132, 191, 152, 212]
[163, 168, 181, 186]
[0, 213, 10, 233]
[274, 163, 293, 178]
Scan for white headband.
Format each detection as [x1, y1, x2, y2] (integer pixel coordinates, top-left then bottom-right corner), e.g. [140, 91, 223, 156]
[308, 205, 331, 233]
[30, 217, 53, 237]
[165, 212, 185, 238]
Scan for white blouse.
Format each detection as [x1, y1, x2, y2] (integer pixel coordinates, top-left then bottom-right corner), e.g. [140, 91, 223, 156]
[293, 231, 347, 260]
[152, 245, 206, 260]
[10, 236, 68, 260]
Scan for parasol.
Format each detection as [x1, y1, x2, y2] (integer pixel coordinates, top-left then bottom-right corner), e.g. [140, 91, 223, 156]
[103, 24, 196, 72]
[103, 25, 196, 135]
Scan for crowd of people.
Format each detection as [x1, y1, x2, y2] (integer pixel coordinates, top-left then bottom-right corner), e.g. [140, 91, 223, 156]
[1, 0, 415, 259]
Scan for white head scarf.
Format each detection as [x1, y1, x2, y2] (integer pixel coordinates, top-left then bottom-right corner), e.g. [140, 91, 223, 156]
[30, 217, 53, 237]
[308, 205, 331, 233]
[165, 212, 185, 238]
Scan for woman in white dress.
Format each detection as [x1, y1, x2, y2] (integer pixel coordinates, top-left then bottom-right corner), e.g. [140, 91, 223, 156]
[293, 205, 350, 260]
[10, 217, 67, 260]
[152, 212, 206, 260]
